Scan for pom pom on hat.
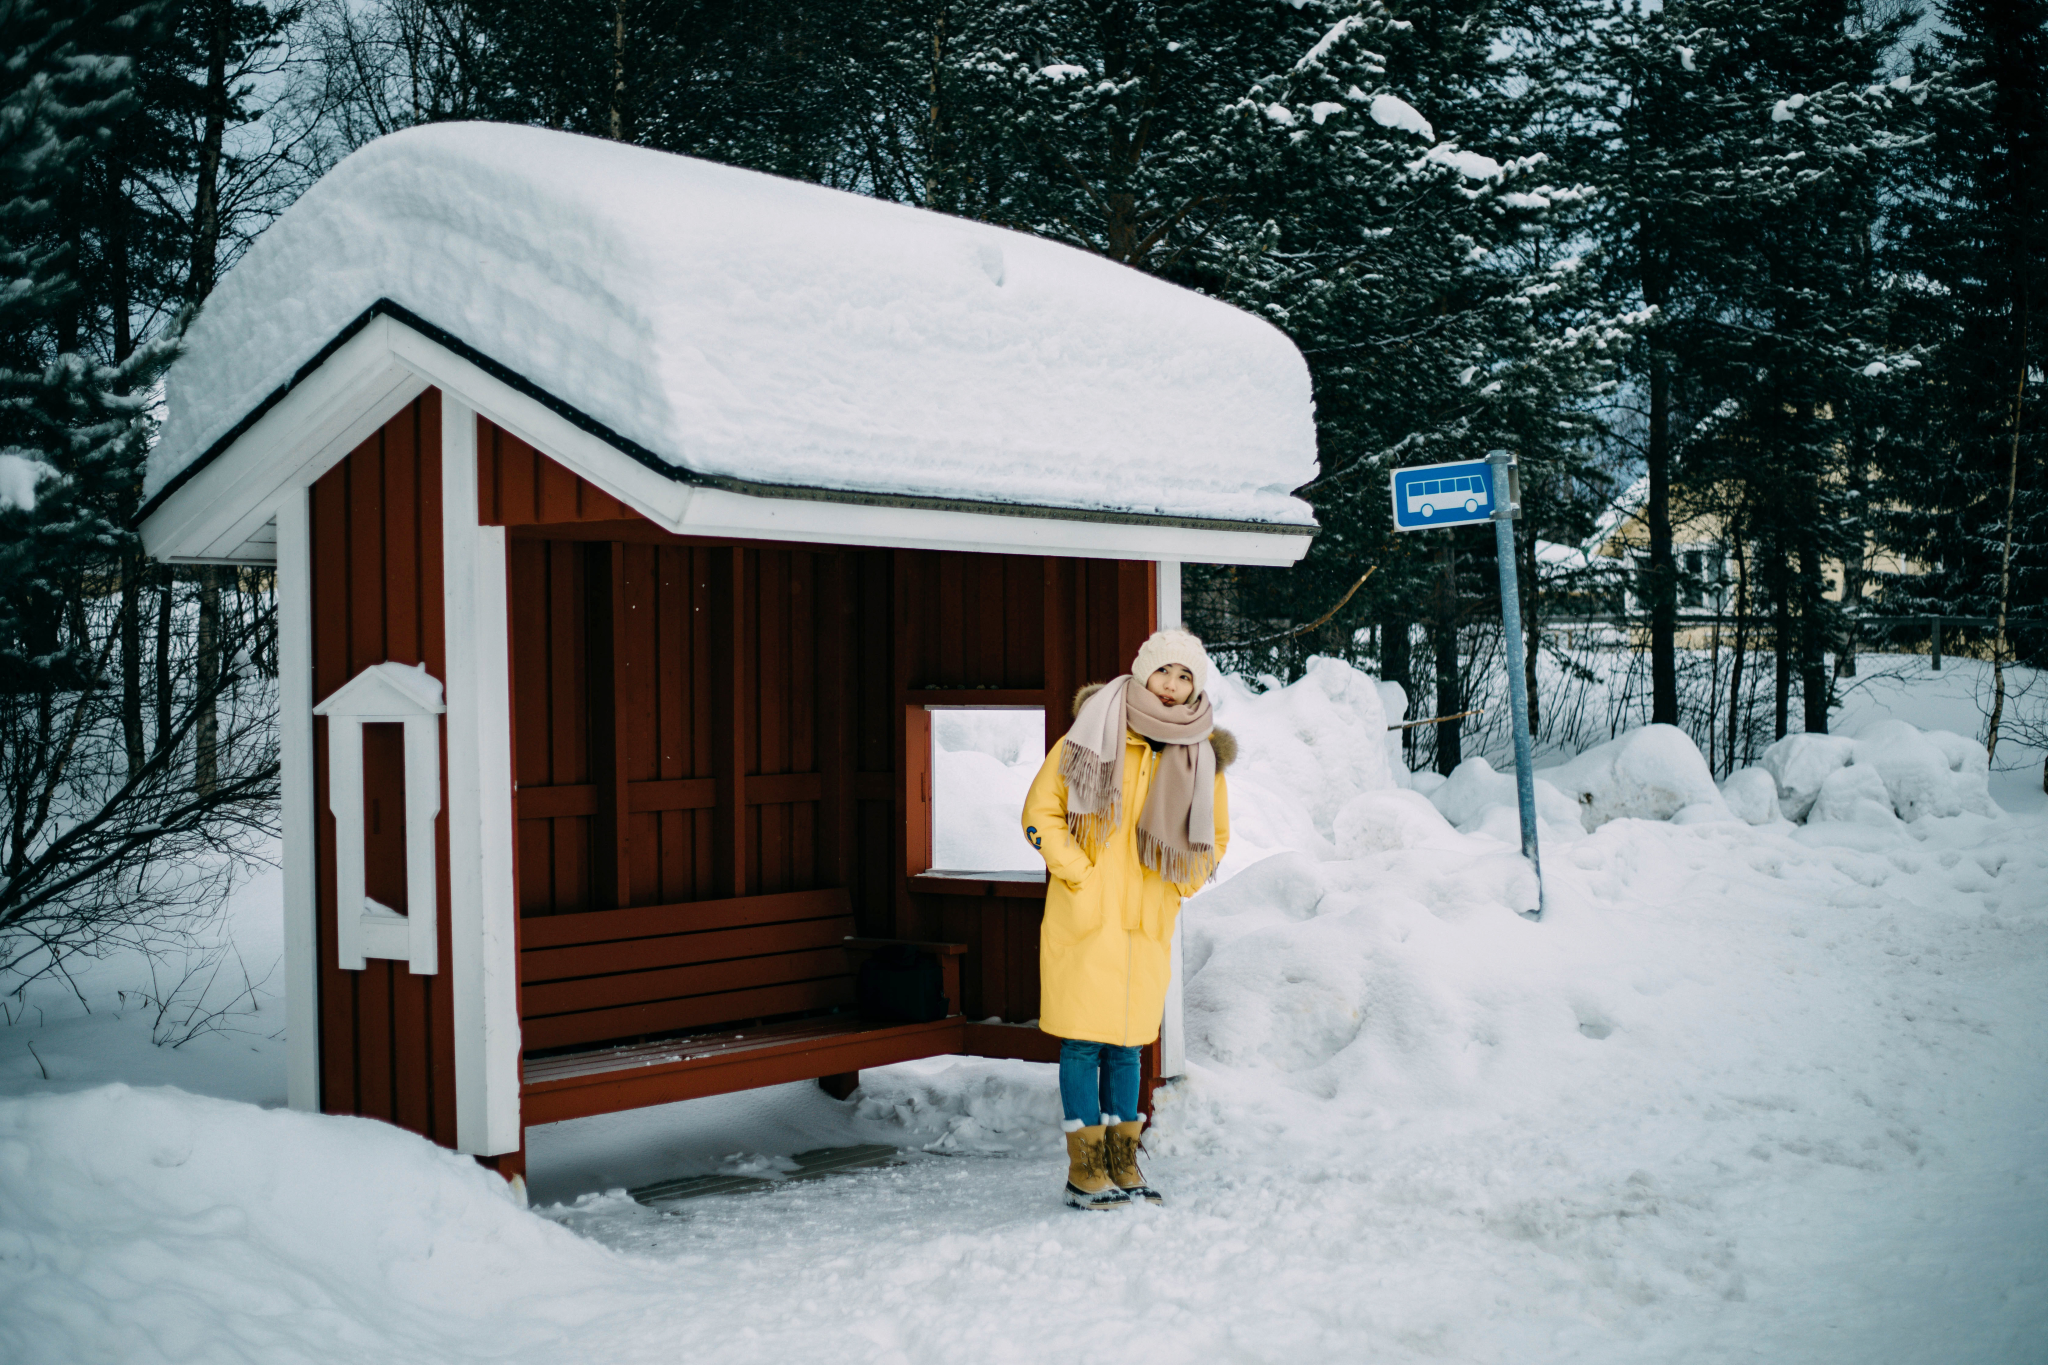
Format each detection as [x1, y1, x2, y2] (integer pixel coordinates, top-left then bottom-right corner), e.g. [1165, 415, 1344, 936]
[1131, 628, 1211, 699]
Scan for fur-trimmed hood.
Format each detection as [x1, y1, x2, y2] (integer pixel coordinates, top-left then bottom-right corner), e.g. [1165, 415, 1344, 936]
[1071, 681, 1236, 770]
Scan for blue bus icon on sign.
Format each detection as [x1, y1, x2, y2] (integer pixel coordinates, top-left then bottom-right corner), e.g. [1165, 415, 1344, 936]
[1390, 459, 1495, 532]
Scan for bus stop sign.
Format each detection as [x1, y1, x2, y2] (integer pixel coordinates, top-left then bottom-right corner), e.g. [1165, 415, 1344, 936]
[1385, 451, 1545, 920]
[1390, 458, 1508, 532]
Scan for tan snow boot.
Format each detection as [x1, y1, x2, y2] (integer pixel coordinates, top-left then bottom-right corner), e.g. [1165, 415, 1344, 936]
[1063, 1125, 1130, 1210]
[1105, 1119, 1163, 1205]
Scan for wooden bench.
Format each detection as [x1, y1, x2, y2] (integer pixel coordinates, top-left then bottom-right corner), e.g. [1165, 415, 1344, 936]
[517, 887, 1047, 1130]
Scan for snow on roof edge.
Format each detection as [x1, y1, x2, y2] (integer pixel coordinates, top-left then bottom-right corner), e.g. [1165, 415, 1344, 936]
[146, 125, 1321, 528]
[140, 297, 1318, 536]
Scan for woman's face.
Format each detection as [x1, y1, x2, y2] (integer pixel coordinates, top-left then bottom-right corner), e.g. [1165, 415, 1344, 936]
[1145, 663, 1196, 708]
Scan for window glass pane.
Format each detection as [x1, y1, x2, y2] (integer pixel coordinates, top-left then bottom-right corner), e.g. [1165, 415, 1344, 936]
[931, 708, 1046, 871]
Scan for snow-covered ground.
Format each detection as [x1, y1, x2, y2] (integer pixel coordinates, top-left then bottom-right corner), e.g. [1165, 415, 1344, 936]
[3, 656, 2044, 1364]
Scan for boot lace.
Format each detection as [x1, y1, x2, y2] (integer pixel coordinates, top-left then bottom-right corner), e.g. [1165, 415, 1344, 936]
[1106, 1128, 1142, 1187]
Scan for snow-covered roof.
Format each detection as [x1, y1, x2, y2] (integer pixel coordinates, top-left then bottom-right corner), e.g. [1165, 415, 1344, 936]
[145, 124, 1319, 530]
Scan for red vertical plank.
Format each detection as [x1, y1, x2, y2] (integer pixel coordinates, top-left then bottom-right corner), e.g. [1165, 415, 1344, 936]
[979, 900, 1006, 1020]
[966, 556, 1003, 685]
[691, 548, 717, 900]
[937, 551, 967, 684]
[654, 546, 689, 900]
[1008, 900, 1038, 1026]
[381, 407, 420, 666]
[712, 546, 750, 898]
[584, 542, 628, 910]
[508, 542, 551, 791]
[496, 428, 537, 525]
[516, 817, 549, 914]
[343, 436, 395, 1125]
[538, 452, 580, 523]
[757, 551, 789, 894]
[1042, 557, 1075, 759]
[818, 551, 853, 895]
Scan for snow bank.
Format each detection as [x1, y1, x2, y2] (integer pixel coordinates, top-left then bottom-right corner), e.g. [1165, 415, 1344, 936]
[0, 1084, 659, 1364]
[147, 124, 1317, 527]
[1759, 722, 1994, 825]
[1538, 724, 1728, 830]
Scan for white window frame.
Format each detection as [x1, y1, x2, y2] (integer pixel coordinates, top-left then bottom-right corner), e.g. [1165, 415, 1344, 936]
[311, 662, 447, 972]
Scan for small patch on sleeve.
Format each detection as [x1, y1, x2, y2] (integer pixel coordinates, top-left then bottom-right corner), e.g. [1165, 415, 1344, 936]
[1026, 824, 1043, 849]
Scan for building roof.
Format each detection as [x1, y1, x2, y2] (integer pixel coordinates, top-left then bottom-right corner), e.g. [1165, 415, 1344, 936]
[145, 124, 1319, 533]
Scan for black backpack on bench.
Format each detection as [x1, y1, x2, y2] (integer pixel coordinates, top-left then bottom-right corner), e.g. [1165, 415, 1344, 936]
[856, 945, 949, 1023]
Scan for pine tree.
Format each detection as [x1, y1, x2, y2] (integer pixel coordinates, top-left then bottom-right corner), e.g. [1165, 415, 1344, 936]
[0, 2, 278, 989]
[1882, 0, 2048, 764]
[1547, 0, 1917, 735]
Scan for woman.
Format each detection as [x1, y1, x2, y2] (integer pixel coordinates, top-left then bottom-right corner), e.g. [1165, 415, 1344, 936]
[1020, 629, 1233, 1209]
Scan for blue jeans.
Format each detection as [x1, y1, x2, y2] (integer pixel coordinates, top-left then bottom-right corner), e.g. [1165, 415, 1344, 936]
[1058, 1039, 1141, 1127]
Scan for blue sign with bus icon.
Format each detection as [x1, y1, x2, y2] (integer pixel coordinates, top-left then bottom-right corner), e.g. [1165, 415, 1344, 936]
[1390, 459, 1495, 532]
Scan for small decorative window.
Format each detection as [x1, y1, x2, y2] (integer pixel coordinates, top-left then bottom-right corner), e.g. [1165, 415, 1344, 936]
[313, 662, 445, 973]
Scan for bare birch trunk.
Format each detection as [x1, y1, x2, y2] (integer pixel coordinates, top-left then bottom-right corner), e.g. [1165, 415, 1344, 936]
[1986, 325, 2025, 762]
[609, 1, 625, 140]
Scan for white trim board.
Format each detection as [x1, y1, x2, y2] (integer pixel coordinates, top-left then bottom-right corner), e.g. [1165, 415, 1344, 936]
[140, 318, 1313, 568]
[275, 498, 321, 1114]
[439, 396, 524, 1156]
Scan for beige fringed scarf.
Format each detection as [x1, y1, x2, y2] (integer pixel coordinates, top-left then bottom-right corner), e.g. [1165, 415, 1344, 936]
[1059, 675, 1218, 885]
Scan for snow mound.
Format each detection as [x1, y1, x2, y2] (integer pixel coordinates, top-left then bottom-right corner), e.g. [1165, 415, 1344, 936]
[148, 124, 1317, 527]
[1758, 733, 1857, 821]
[1334, 788, 1463, 856]
[1208, 657, 1395, 869]
[0, 1085, 654, 1364]
[1759, 723, 1994, 825]
[1846, 719, 1995, 821]
[1719, 766, 1783, 825]
[1538, 724, 1727, 830]
[1810, 761, 1900, 827]
[1426, 755, 1582, 835]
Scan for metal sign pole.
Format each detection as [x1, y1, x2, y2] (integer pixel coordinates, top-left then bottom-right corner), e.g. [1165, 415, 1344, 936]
[1486, 450, 1544, 921]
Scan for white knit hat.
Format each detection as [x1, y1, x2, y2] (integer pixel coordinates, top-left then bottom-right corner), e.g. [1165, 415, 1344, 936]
[1130, 628, 1211, 700]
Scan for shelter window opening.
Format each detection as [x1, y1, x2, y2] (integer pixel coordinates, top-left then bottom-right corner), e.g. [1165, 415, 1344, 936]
[927, 706, 1046, 876]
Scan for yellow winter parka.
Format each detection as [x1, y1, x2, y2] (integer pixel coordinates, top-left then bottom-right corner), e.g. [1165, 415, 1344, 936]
[1022, 719, 1232, 1047]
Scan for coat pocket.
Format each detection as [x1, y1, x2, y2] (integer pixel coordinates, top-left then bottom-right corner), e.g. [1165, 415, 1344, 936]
[1044, 868, 1103, 942]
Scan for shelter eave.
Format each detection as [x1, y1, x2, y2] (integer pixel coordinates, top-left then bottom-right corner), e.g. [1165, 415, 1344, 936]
[138, 301, 1317, 568]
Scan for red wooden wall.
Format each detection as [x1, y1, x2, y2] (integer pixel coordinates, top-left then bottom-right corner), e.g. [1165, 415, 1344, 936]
[308, 402, 1155, 1143]
[478, 424, 1153, 1044]
[309, 391, 458, 1144]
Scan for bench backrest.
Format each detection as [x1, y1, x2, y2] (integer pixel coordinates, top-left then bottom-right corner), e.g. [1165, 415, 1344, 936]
[519, 888, 856, 1052]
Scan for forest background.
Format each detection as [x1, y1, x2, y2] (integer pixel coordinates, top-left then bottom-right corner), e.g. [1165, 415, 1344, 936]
[0, 0, 2041, 997]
